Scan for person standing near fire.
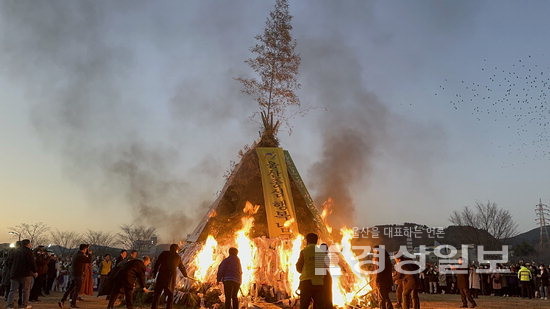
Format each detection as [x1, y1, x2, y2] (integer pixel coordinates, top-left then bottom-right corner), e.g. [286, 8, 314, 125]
[58, 244, 92, 309]
[296, 233, 325, 309]
[319, 243, 333, 309]
[107, 256, 151, 309]
[151, 244, 188, 309]
[395, 255, 420, 309]
[217, 247, 242, 309]
[393, 266, 404, 308]
[114, 250, 128, 268]
[373, 246, 394, 309]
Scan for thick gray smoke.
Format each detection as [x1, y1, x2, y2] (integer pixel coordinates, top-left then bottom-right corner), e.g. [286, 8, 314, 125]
[301, 41, 387, 229]
[0, 0, 449, 239]
[291, 0, 465, 230]
[0, 1, 256, 241]
[301, 38, 445, 230]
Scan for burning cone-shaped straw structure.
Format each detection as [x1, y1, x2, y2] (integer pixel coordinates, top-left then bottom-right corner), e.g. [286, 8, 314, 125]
[177, 144, 372, 306]
[177, 0, 372, 306]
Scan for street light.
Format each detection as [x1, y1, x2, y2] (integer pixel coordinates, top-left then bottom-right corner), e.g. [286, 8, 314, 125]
[8, 231, 21, 241]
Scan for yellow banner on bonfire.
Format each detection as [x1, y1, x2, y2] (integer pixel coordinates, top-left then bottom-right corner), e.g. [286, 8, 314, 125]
[256, 147, 299, 238]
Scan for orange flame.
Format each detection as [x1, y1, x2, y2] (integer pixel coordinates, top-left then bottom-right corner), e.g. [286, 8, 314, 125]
[193, 235, 218, 282]
[283, 218, 295, 228]
[188, 201, 371, 307]
[243, 201, 260, 215]
[321, 198, 334, 234]
[208, 209, 217, 218]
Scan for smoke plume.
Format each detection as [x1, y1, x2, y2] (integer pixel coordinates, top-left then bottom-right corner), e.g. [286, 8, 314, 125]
[301, 38, 444, 230]
[0, 0, 448, 239]
[0, 1, 250, 242]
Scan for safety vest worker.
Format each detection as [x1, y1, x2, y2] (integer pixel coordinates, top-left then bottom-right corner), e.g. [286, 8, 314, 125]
[518, 266, 532, 282]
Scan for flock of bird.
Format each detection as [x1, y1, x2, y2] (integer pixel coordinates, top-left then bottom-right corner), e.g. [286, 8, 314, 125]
[436, 56, 550, 161]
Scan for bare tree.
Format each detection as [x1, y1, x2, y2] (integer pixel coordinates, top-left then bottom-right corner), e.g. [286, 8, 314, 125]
[83, 230, 116, 248]
[49, 230, 82, 258]
[9, 222, 50, 246]
[83, 230, 117, 256]
[237, 0, 301, 141]
[116, 224, 158, 252]
[449, 201, 519, 240]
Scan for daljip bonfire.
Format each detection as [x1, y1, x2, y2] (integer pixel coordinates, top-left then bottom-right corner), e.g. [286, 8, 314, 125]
[176, 146, 373, 307]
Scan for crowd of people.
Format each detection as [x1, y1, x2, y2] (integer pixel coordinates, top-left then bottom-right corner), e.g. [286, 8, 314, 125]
[416, 261, 549, 300]
[0, 244, 118, 305]
[293, 233, 550, 309]
[375, 254, 549, 309]
[1, 235, 549, 309]
[0, 240, 187, 309]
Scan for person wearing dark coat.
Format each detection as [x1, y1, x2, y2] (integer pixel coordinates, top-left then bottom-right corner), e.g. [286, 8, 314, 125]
[393, 269, 404, 308]
[114, 250, 128, 268]
[46, 255, 58, 295]
[107, 256, 151, 309]
[397, 257, 420, 309]
[59, 244, 92, 308]
[320, 243, 333, 309]
[29, 246, 50, 301]
[2, 242, 20, 300]
[454, 258, 476, 308]
[102, 250, 128, 302]
[151, 244, 187, 309]
[374, 246, 394, 309]
[7, 239, 37, 309]
[217, 247, 243, 309]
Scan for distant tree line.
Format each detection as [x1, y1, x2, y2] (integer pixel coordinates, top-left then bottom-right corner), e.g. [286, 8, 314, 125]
[449, 200, 519, 240]
[7, 222, 159, 257]
[448, 200, 541, 259]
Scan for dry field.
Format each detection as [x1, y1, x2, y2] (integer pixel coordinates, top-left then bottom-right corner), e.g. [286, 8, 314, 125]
[1, 292, 549, 309]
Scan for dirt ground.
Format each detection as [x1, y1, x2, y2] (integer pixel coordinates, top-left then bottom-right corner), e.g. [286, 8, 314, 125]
[1, 292, 550, 309]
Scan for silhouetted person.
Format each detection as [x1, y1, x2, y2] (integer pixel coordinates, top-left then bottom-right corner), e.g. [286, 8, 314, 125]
[320, 243, 333, 308]
[151, 244, 187, 309]
[7, 239, 37, 309]
[296, 233, 324, 309]
[30, 246, 50, 301]
[106, 250, 128, 302]
[46, 254, 58, 295]
[59, 244, 92, 308]
[374, 246, 393, 309]
[455, 257, 476, 308]
[114, 250, 128, 268]
[107, 256, 151, 309]
[2, 241, 20, 300]
[217, 247, 242, 309]
[538, 264, 549, 300]
[396, 256, 420, 309]
[392, 253, 405, 308]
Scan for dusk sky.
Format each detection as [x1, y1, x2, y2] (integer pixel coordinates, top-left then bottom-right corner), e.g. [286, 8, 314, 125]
[1, 0, 549, 244]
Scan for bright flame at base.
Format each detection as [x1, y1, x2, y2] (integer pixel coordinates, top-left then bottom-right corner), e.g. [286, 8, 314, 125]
[193, 235, 218, 282]
[235, 216, 257, 295]
[186, 202, 371, 307]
